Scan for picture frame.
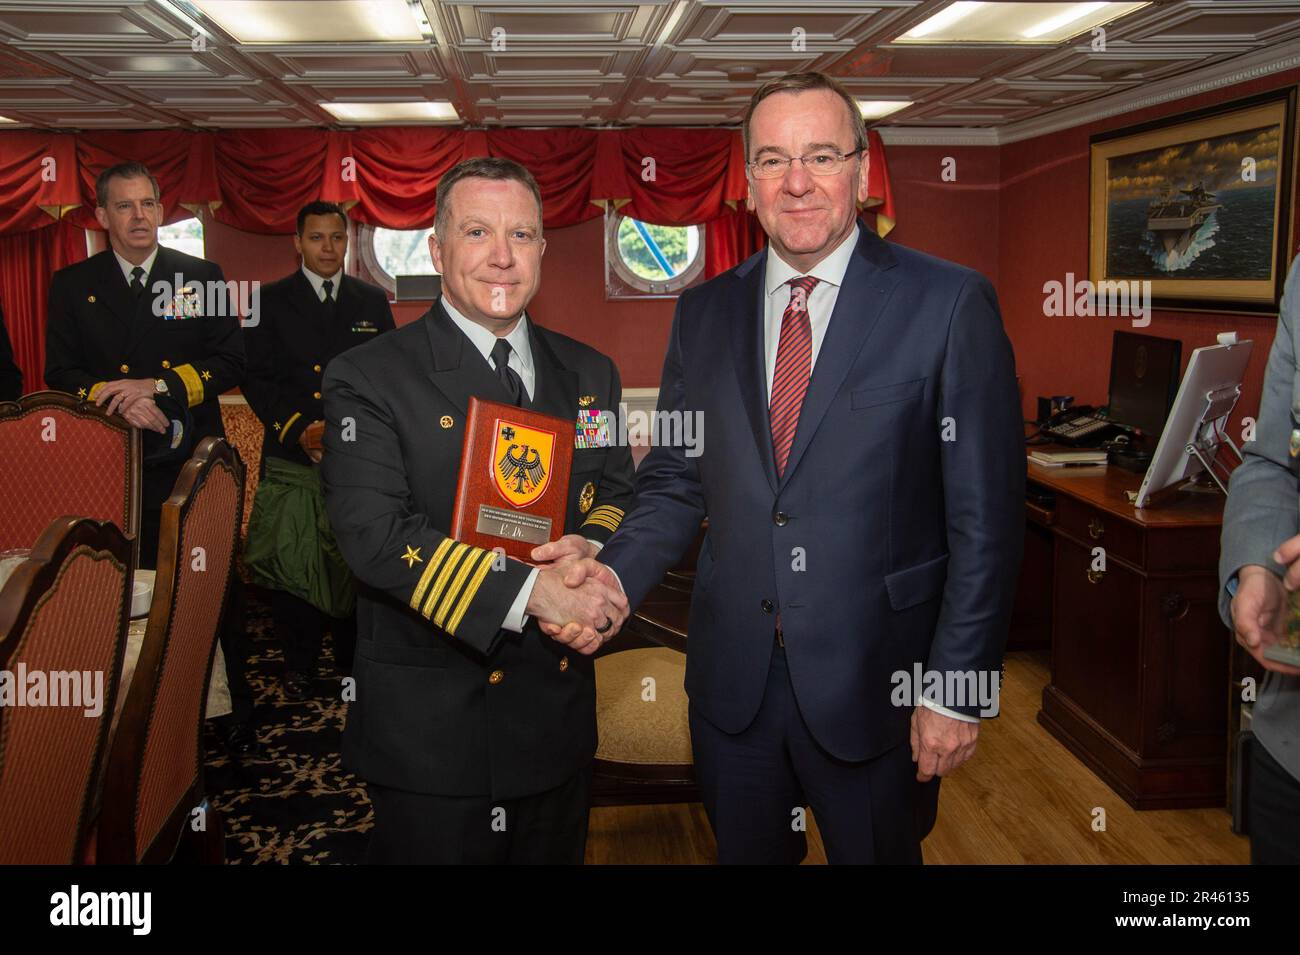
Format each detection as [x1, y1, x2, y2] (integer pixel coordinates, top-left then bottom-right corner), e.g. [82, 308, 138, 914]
[1089, 87, 1297, 314]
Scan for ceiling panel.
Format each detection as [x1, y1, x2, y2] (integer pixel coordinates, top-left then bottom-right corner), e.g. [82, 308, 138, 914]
[0, 0, 1293, 134]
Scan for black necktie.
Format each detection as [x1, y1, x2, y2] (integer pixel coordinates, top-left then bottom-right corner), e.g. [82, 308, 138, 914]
[490, 338, 524, 406]
[321, 279, 336, 317]
[130, 266, 145, 298]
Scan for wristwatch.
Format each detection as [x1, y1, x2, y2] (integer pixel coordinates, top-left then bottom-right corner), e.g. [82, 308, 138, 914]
[154, 378, 168, 395]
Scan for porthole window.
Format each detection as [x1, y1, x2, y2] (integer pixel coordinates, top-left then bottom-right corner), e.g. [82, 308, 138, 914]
[605, 212, 704, 298]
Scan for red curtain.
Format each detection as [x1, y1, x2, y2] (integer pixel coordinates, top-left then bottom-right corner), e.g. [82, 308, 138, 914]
[705, 204, 766, 278]
[0, 126, 895, 238]
[0, 131, 78, 234]
[0, 218, 86, 392]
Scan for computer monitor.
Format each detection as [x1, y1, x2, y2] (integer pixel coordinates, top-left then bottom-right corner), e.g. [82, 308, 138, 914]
[1106, 331, 1183, 445]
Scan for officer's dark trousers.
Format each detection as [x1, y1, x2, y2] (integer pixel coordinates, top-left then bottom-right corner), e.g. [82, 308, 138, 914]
[1248, 739, 1300, 864]
[364, 766, 592, 864]
[272, 589, 356, 675]
[689, 640, 941, 864]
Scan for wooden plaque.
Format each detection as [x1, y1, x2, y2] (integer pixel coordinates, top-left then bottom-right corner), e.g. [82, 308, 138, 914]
[450, 396, 574, 561]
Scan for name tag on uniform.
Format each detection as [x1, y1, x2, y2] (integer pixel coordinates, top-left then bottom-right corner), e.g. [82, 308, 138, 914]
[351, 319, 378, 333]
[575, 408, 612, 449]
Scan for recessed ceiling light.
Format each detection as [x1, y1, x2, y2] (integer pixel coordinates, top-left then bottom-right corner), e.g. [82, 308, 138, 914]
[858, 100, 912, 120]
[897, 1, 1149, 44]
[191, 0, 427, 43]
[321, 101, 460, 124]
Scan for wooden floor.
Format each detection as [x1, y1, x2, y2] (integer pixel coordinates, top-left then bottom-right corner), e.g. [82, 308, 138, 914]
[585, 650, 1250, 864]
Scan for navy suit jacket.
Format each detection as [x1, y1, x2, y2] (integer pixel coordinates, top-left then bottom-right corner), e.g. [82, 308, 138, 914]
[599, 227, 1025, 762]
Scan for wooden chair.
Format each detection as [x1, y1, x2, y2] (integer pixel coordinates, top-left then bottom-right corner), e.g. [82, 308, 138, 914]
[0, 517, 133, 864]
[0, 391, 141, 565]
[98, 437, 244, 864]
[589, 523, 707, 806]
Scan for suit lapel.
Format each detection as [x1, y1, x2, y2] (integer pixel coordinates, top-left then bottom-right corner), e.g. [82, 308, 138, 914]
[779, 228, 901, 488]
[423, 302, 516, 415]
[728, 251, 778, 495]
[328, 274, 359, 352]
[127, 245, 174, 353]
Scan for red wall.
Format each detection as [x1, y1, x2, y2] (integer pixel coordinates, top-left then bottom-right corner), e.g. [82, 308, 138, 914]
[991, 69, 1300, 435]
[203, 72, 1299, 415]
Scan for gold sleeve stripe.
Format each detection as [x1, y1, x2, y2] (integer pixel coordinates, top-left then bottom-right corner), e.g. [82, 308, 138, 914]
[586, 505, 625, 523]
[583, 515, 620, 532]
[421, 542, 471, 619]
[433, 548, 491, 628]
[173, 363, 204, 407]
[409, 538, 455, 612]
[88, 382, 107, 401]
[280, 411, 303, 444]
[446, 551, 496, 637]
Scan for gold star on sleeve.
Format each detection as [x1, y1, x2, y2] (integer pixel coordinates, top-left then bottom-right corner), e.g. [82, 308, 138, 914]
[401, 545, 423, 568]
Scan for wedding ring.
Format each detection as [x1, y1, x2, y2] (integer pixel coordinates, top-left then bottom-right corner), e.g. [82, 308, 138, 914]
[596, 617, 612, 634]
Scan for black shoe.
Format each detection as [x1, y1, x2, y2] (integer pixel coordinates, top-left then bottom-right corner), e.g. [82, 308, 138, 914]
[283, 669, 312, 701]
[221, 721, 263, 760]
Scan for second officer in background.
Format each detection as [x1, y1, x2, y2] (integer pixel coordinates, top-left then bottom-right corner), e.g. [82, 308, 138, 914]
[243, 201, 395, 700]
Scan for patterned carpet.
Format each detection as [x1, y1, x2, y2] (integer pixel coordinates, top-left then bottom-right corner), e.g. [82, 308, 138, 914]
[202, 586, 372, 864]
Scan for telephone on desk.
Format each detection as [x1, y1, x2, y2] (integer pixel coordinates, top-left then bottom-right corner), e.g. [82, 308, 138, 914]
[1041, 405, 1124, 447]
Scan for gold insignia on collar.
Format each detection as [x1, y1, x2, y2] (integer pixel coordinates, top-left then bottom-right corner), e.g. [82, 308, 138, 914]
[401, 545, 423, 568]
[579, 481, 596, 514]
[439, 415, 453, 429]
[578, 394, 597, 407]
[87, 295, 96, 304]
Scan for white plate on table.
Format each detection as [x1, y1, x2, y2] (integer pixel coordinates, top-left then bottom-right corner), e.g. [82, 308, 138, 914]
[131, 570, 155, 619]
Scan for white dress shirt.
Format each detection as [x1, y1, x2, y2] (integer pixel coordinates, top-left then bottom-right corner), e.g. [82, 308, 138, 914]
[114, 245, 159, 286]
[301, 264, 344, 302]
[762, 224, 858, 399]
[761, 227, 976, 724]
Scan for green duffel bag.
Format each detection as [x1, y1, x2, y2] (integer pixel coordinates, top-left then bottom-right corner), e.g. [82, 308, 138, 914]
[244, 456, 356, 618]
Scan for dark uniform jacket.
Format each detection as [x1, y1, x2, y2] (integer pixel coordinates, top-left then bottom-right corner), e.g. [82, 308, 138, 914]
[321, 302, 635, 800]
[0, 305, 20, 401]
[44, 245, 243, 448]
[243, 269, 394, 465]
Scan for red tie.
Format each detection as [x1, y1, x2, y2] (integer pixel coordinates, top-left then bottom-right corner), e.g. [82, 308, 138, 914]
[769, 276, 819, 478]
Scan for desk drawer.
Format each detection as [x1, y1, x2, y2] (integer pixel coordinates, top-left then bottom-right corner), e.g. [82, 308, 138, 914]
[1054, 496, 1143, 568]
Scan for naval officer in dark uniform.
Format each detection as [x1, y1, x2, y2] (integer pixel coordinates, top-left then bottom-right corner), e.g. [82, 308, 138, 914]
[321, 158, 634, 864]
[44, 161, 244, 565]
[243, 200, 395, 699]
[43, 161, 256, 756]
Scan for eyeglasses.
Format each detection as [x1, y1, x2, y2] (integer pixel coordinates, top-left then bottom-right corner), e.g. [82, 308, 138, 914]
[747, 148, 864, 179]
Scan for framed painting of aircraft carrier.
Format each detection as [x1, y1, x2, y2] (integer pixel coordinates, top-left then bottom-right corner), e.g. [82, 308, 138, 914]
[1089, 88, 1296, 315]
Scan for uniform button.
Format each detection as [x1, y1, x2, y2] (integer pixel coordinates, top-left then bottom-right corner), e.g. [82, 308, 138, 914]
[488, 670, 504, 685]
[313, 364, 322, 373]
[559, 657, 569, 672]
[313, 391, 322, 400]
[160, 360, 171, 370]
[119, 363, 130, 373]
[761, 599, 774, 614]
[774, 511, 788, 526]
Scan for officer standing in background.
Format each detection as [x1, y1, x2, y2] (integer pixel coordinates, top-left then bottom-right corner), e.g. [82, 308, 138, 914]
[243, 201, 395, 699]
[45, 161, 245, 565]
[43, 161, 258, 758]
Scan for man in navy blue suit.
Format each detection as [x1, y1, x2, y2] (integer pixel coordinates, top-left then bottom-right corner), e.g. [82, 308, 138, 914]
[551, 71, 1024, 863]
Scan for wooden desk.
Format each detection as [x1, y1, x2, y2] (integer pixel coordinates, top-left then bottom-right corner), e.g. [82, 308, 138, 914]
[1026, 456, 1229, 809]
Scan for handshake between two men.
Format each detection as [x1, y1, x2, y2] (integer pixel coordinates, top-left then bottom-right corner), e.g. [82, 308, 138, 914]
[523, 534, 628, 655]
